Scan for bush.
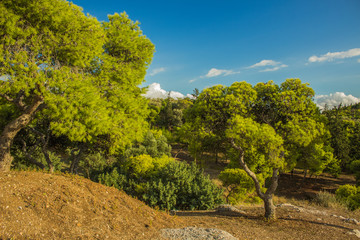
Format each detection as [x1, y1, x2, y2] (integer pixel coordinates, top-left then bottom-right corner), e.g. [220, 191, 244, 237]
[124, 130, 171, 158]
[335, 184, 360, 211]
[95, 155, 224, 210]
[313, 191, 339, 208]
[156, 161, 224, 210]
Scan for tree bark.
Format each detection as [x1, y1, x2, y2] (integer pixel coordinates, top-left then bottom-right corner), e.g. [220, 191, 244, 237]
[0, 96, 43, 172]
[264, 196, 276, 219]
[70, 148, 83, 174]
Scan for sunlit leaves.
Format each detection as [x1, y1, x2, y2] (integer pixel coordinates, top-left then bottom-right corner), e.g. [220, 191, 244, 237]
[1, 0, 154, 154]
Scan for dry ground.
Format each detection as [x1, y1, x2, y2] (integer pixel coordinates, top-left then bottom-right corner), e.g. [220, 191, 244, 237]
[1, 170, 360, 239]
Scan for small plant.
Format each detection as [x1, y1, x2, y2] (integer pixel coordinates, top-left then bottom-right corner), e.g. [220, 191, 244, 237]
[313, 191, 339, 208]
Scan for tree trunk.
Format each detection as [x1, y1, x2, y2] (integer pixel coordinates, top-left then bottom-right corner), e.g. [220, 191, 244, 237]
[230, 139, 281, 220]
[43, 150, 54, 173]
[0, 97, 43, 172]
[264, 197, 276, 219]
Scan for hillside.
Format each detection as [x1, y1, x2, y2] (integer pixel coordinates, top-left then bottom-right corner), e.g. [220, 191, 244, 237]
[0, 171, 179, 239]
[1, 171, 360, 239]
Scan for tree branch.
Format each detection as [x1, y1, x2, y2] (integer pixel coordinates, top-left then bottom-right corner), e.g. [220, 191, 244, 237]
[230, 139, 265, 200]
[0, 92, 26, 110]
[0, 93, 14, 103]
[20, 139, 46, 169]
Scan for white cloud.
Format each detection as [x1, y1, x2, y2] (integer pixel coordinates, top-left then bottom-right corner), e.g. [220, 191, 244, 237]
[247, 60, 287, 72]
[314, 92, 360, 110]
[248, 60, 280, 68]
[204, 68, 240, 78]
[260, 64, 288, 72]
[308, 48, 360, 63]
[148, 67, 166, 76]
[143, 83, 194, 100]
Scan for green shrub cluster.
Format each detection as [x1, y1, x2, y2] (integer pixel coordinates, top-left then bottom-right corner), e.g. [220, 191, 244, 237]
[96, 154, 223, 210]
[124, 130, 172, 158]
[335, 184, 360, 210]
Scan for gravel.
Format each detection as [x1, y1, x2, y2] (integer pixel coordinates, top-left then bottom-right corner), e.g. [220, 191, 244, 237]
[161, 227, 238, 240]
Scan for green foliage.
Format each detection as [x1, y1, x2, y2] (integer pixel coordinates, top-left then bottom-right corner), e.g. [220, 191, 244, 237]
[181, 82, 257, 163]
[96, 156, 223, 210]
[323, 103, 360, 171]
[0, 0, 154, 170]
[98, 168, 127, 189]
[12, 146, 62, 172]
[324, 157, 341, 177]
[150, 97, 193, 131]
[142, 180, 177, 210]
[350, 160, 360, 185]
[78, 152, 117, 178]
[219, 168, 261, 204]
[335, 184, 360, 210]
[124, 130, 171, 158]
[227, 115, 285, 173]
[182, 79, 334, 219]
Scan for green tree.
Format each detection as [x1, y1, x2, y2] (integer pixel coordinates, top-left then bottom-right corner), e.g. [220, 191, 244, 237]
[183, 79, 333, 219]
[323, 103, 360, 171]
[0, 0, 154, 171]
[227, 115, 284, 219]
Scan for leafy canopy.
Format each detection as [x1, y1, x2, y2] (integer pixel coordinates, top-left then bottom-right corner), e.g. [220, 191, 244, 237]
[0, 0, 155, 153]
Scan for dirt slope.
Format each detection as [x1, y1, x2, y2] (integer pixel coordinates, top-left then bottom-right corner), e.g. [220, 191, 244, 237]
[0, 171, 179, 239]
[1, 170, 360, 240]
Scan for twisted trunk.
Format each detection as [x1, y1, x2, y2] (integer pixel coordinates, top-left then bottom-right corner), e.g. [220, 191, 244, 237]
[0, 97, 43, 172]
[231, 139, 279, 220]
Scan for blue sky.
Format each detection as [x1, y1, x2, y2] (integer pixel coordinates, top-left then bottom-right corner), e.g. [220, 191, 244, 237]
[72, 0, 360, 107]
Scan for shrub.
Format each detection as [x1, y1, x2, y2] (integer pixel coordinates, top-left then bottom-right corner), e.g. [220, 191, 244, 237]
[336, 184, 358, 200]
[124, 130, 171, 158]
[335, 184, 360, 211]
[79, 152, 117, 178]
[313, 191, 339, 208]
[94, 155, 223, 210]
[150, 161, 224, 210]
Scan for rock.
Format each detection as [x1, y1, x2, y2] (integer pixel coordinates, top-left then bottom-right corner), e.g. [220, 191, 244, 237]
[161, 227, 238, 240]
[277, 203, 303, 212]
[344, 218, 360, 225]
[347, 229, 360, 238]
[214, 204, 246, 215]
